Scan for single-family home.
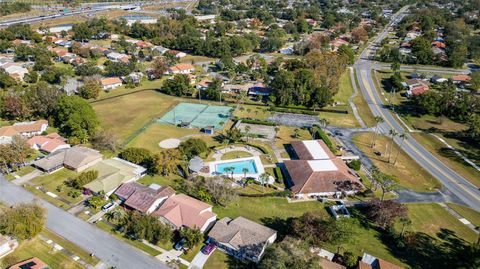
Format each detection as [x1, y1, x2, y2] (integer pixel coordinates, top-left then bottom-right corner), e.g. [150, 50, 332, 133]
[358, 253, 404, 269]
[194, 14, 216, 23]
[32, 146, 102, 173]
[115, 182, 175, 214]
[27, 133, 70, 154]
[452, 75, 471, 85]
[0, 120, 49, 144]
[0, 235, 18, 259]
[7, 257, 50, 269]
[330, 38, 349, 51]
[310, 248, 346, 269]
[101, 77, 123, 90]
[208, 217, 277, 263]
[63, 78, 83, 96]
[196, 79, 212, 90]
[430, 75, 448, 84]
[284, 140, 363, 199]
[153, 194, 217, 233]
[0, 62, 29, 80]
[166, 50, 187, 58]
[152, 46, 169, 55]
[404, 79, 430, 97]
[106, 52, 130, 63]
[84, 158, 147, 196]
[168, 63, 195, 75]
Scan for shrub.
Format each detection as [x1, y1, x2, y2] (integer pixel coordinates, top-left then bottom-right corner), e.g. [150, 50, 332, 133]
[274, 167, 284, 183]
[347, 160, 361, 171]
[240, 118, 277, 126]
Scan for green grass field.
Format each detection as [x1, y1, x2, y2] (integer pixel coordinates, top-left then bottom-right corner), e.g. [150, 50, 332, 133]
[0, 237, 86, 269]
[447, 203, 480, 228]
[353, 133, 441, 192]
[405, 203, 478, 243]
[30, 168, 83, 205]
[220, 151, 253, 160]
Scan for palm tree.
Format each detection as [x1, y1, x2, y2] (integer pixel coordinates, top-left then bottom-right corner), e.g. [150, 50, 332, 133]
[244, 125, 251, 142]
[399, 217, 412, 237]
[259, 173, 270, 192]
[242, 167, 249, 181]
[293, 128, 300, 139]
[393, 133, 408, 165]
[224, 167, 235, 180]
[387, 129, 398, 163]
[371, 116, 384, 148]
[274, 127, 280, 141]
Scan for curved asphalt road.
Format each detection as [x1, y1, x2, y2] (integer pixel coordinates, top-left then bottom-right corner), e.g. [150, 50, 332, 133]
[0, 176, 169, 269]
[354, 7, 480, 210]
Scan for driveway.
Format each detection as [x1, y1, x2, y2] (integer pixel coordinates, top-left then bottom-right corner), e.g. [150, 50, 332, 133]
[188, 249, 214, 269]
[0, 175, 169, 269]
[12, 168, 42, 185]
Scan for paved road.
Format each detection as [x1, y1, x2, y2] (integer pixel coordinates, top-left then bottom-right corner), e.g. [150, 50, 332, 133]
[0, 175, 169, 269]
[354, 7, 480, 210]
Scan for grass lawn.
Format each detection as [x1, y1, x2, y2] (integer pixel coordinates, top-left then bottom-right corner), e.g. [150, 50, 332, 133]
[42, 229, 99, 265]
[274, 126, 312, 149]
[92, 89, 180, 140]
[137, 174, 183, 189]
[24, 184, 71, 210]
[319, 110, 359, 128]
[334, 71, 354, 104]
[180, 244, 202, 262]
[127, 124, 199, 153]
[220, 151, 253, 160]
[95, 221, 162, 257]
[0, 237, 86, 269]
[447, 203, 480, 228]
[30, 168, 84, 205]
[353, 133, 441, 192]
[15, 166, 35, 177]
[412, 133, 480, 187]
[203, 250, 230, 269]
[234, 105, 271, 120]
[404, 203, 478, 243]
[180, 55, 216, 64]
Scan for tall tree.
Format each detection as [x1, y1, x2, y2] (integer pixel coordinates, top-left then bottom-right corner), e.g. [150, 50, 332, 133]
[55, 95, 99, 143]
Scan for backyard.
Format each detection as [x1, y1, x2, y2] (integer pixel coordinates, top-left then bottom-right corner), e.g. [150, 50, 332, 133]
[352, 133, 441, 192]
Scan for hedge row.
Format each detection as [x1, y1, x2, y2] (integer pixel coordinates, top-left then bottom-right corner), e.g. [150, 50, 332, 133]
[240, 118, 277, 126]
[316, 128, 335, 152]
[268, 107, 318, 116]
[274, 167, 284, 183]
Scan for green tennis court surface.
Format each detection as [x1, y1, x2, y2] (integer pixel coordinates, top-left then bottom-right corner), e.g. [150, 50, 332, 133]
[158, 103, 233, 130]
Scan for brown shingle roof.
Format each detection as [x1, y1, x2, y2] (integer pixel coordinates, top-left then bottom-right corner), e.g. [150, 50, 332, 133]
[208, 217, 276, 253]
[115, 182, 175, 213]
[320, 258, 346, 269]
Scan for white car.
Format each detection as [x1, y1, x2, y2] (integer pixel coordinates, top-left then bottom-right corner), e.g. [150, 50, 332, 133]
[101, 202, 115, 212]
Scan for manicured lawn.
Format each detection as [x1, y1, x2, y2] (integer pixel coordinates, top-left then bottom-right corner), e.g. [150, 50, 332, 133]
[0, 237, 86, 269]
[404, 203, 478, 243]
[412, 133, 480, 187]
[203, 250, 230, 269]
[334, 70, 354, 104]
[319, 110, 359, 128]
[16, 166, 36, 177]
[92, 89, 181, 140]
[447, 203, 480, 228]
[234, 105, 271, 120]
[353, 133, 441, 192]
[127, 124, 199, 153]
[137, 174, 183, 189]
[220, 151, 253, 160]
[24, 184, 72, 210]
[95, 221, 162, 257]
[42, 229, 99, 265]
[274, 126, 312, 149]
[30, 168, 84, 205]
[180, 244, 202, 262]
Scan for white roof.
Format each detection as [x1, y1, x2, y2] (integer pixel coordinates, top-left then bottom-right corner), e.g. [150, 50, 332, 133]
[303, 140, 329, 160]
[307, 160, 338, 172]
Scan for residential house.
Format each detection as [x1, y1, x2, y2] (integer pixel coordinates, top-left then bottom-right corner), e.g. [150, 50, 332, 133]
[0, 235, 18, 259]
[153, 194, 217, 233]
[101, 77, 123, 90]
[27, 133, 70, 154]
[0, 62, 29, 80]
[84, 158, 147, 196]
[122, 72, 143, 84]
[248, 83, 271, 96]
[430, 75, 448, 84]
[194, 15, 216, 23]
[32, 146, 102, 173]
[196, 79, 212, 90]
[358, 253, 404, 269]
[330, 38, 349, 51]
[152, 46, 169, 55]
[0, 120, 48, 144]
[452, 75, 471, 86]
[222, 83, 252, 93]
[166, 50, 187, 58]
[404, 79, 430, 97]
[63, 77, 83, 96]
[284, 140, 363, 199]
[8, 257, 50, 269]
[115, 182, 175, 214]
[208, 217, 277, 263]
[106, 52, 130, 63]
[168, 63, 195, 75]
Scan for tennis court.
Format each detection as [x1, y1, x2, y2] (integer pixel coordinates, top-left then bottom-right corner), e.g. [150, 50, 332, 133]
[158, 102, 233, 130]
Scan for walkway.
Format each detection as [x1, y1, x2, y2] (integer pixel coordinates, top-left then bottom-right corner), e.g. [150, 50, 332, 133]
[12, 169, 42, 185]
[211, 145, 262, 161]
[348, 66, 367, 128]
[439, 203, 479, 233]
[189, 249, 214, 269]
[141, 240, 191, 267]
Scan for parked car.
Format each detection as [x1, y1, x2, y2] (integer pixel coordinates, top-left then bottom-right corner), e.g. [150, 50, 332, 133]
[174, 238, 186, 251]
[201, 243, 215, 255]
[101, 202, 115, 212]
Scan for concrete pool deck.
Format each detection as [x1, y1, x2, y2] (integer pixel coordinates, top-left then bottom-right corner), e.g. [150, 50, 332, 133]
[206, 156, 265, 181]
[211, 145, 262, 161]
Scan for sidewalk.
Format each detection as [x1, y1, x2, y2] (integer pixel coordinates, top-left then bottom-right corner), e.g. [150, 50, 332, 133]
[439, 203, 479, 233]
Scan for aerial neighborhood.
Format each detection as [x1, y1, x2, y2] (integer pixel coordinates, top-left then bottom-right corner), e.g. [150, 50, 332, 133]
[0, 1, 479, 269]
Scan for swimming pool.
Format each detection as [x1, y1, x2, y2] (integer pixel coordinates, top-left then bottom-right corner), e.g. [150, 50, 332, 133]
[216, 159, 258, 174]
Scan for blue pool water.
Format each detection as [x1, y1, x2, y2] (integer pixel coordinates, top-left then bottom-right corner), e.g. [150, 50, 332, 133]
[216, 160, 258, 174]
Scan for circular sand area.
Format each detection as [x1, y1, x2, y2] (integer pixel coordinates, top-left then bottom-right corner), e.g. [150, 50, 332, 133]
[159, 138, 181, 149]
